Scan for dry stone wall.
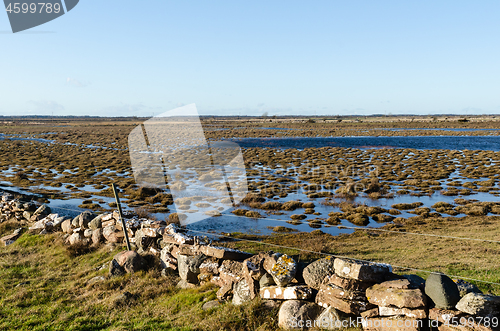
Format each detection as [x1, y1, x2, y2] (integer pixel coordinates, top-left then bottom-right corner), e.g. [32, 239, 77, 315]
[1, 192, 499, 330]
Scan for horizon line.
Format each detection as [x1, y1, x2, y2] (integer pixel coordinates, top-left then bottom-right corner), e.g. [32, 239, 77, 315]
[0, 113, 497, 119]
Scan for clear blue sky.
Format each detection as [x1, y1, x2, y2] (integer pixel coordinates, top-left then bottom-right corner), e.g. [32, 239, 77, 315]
[1, 1, 499, 117]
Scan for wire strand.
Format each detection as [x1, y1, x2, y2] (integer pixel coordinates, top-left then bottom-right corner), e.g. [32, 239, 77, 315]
[185, 228, 500, 286]
[337, 225, 500, 244]
[3, 189, 500, 286]
[6, 190, 500, 245]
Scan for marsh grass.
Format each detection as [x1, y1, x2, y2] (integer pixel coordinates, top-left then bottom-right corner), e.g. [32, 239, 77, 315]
[2, 119, 500, 223]
[227, 216, 500, 294]
[0, 233, 280, 331]
[0, 220, 21, 237]
[65, 241, 98, 258]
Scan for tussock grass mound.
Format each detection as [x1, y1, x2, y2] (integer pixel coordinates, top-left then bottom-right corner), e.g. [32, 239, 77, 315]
[391, 202, 424, 210]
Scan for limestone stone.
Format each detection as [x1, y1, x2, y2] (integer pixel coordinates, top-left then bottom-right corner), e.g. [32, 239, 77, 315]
[270, 254, 297, 287]
[101, 213, 114, 221]
[177, 254, 204, 284]
[278, 300, 322, 330]
[378, 306, 428, 319]
[232, 278, 253, 305]
[262, 252, 282, 273]
[317, 283, 367, 301]
[261, 299, 281, 310]
[91, 228, 104, 245]
[361, 317, 422, 331]
[324, 273, 375, 292]
[260, 273, 276, 287]
[102, 219, 115, 228]
[71, 215, 80, 228]
[315, 307, 343, 330]
[177, 244, 199, 256]
[199, 245, 252, 260]
[219, 260, 243, 284]
[67, 232, 84, 245]
[163, 232, 194, 245]
[437, 323, 498, 331]
[316, 288, 375, 315]
[111, 250, 147, 274]
[0, 228, 23, 246]
[378, 278, 413, 289]
[240, 261, 260, 299]
[23, 211, 33, 221]
[428, 308, 467, 324]
[103, 225, 115, 239]
[216, 282, 233, 301]
[361, 308, 379, 318]
[53, 216, 65, 228]
[33, 204, 50, 217]
[160, 246, 178, 270]
[89, 215, 103, 230]
[29, 219, 50, 232]
[177, 279, 197, 289]
[455, 293, 500, 317]
[198, 257, 219, 273]
[334, 258, 391, 282]
[260, 285, 313, 300]
[106, 231, 124, 244]
[140, 227, 158, 238]
[202, 300, 221, 310]
[135, 229, 157, 249]
[245, 252, 273, 275]
[242, 258, 264, 281]
[366, 284, 427, 309]
[303, 256, 335, 290]
[78, 211, 95, 229]
[61, 219, 73, 234]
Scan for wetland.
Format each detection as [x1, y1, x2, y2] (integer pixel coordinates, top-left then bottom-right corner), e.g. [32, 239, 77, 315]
[2, 114, 500, 330]
[1, 115, 500, 236]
